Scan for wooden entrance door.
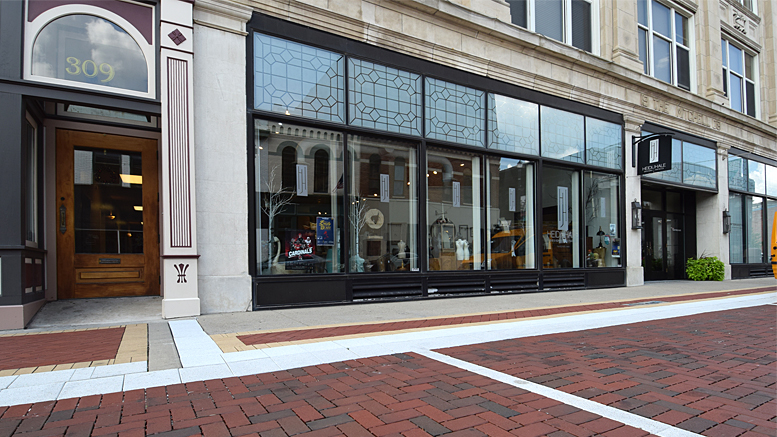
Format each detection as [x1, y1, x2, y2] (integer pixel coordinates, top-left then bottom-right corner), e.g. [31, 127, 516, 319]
[56, 130, 159, 298]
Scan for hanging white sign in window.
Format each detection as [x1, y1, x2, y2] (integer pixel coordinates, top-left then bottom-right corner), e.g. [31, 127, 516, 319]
[121, 155, 130, 188]
[557, 186, 568, 231]
[600, 197, 606, 217]
[452, 181, 460, 207]
[380, 174, 390, 203]
[296, 164, 308, 196]
[74, 150, 93, 185]
[508, 188, 516, 212]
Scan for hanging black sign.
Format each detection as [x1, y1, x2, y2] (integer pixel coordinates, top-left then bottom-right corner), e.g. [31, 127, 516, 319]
[637, 134, 673, 175]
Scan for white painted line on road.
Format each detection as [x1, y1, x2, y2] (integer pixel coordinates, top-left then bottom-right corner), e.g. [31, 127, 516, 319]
[416, 349, 701, 437]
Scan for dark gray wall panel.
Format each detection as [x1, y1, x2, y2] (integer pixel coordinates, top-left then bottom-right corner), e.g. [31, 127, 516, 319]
[0, 92, 23, 246]
[0, 0, 23, 80]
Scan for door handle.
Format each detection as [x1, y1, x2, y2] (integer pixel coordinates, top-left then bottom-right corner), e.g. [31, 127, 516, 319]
[60, 204, 66, 234]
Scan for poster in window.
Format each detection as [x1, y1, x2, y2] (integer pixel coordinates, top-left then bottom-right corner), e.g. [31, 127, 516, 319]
[509, 187, 516, 212]
[452, 181, 460, 207]
[296, 164, 308, 196]
[285, 230, 315, 270]
[380, 174, 390, 202]
[316, 217, 334, 246]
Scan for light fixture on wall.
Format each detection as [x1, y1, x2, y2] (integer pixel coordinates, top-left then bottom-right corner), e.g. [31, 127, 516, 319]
[631, 200, 642, 230]
[722, 209, 731, 234]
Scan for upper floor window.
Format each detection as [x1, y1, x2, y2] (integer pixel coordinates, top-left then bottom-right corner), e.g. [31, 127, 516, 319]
[722, 39, 757, 117]
[732, 0, 755, 14]
[25, 1, 155, 98]
[506, 0, 597, 54]
[637, 0, 691, 91]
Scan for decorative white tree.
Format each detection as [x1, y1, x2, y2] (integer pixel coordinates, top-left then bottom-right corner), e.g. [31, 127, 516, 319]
[261, 164, 294, 268]
[349, 194, 368, 257]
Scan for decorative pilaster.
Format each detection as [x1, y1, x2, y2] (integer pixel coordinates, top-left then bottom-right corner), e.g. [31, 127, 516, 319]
[609, 1, 644, 73]
[160, 0, 200, 318]
[623, 115, 644, 287]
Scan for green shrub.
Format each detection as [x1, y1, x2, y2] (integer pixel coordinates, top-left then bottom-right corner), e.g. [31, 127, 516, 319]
[686, 256, 724, 281]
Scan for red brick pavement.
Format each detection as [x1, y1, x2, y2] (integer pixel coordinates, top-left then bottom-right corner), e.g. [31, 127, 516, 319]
[438, 305, 777, 437]
[0, 353, 663, 436]
[0, 328, 126, 371]
[237, 288, 774, 346]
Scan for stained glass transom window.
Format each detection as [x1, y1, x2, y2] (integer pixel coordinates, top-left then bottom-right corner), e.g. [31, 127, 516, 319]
[682, 143, 716, 188]
[487, 94, 539, 156]
[425, 78, 485, 147]
[348, 58, 421, 136]
[254, 33, 344, 123]
[541, 107, 583, 163]
[585, 118, 621, 169]
[728, 155, 747, 191]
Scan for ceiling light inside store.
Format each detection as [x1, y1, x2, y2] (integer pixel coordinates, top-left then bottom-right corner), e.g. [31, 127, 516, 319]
[120, 174, 142, 184]
[134, 206, 143, 211]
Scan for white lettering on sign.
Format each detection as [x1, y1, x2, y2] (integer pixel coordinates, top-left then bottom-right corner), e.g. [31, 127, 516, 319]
[649, 139, 659, 163]
[288, 247, 313, 257]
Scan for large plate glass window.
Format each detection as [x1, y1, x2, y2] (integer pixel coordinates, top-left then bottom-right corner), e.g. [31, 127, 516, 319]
[729, 193, 744, 263]
[26, 6, 155, 98]
[348, 136, 418, 273]
[254, 34, 344, 123]
[584, 172, 620, 267]
[506, 0, 596, 54]
[722, 39, 757, 117]
[637, 0, 692, 90]
[483, 158, 535, 270]
[542, 166, 580, 268]
[427, 148, 482, 271]
[254, 120, 344, 275]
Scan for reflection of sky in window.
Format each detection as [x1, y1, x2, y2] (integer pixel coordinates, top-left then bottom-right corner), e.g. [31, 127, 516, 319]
[728, 155, 747, 191]
[32, 14, 148, 92]
[488, 94, 539, 156]
[748, 160, 765, 194]
[766, 165, 777, 197]
[682, 143, 715, 188]
[541, 107, 584, 163]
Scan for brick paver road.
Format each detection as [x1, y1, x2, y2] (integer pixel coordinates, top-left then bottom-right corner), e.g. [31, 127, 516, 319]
[0, 305, 774, 436]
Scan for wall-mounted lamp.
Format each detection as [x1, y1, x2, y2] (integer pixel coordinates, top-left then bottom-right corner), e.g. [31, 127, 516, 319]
[631, 200, 642, 230]
[722, 210, 731, 234]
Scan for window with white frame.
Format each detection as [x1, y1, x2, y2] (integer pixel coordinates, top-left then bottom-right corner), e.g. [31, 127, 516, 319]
[732, 0, 755, 14]
[722, 39, 757, 117]
[637, 0, 691, 91]
[506, 0, 597, 54]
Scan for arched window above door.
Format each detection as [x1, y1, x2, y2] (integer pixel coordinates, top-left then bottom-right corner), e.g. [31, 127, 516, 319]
[25, 2, 155, 98]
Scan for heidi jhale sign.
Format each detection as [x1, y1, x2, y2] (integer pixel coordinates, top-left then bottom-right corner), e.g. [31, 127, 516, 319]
[637, 134, 672, 175]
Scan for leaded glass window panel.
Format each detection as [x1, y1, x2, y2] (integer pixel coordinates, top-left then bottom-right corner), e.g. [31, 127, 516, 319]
[254, 34, 344, 123]
[541, 107, 583, 163]
[488, 94, 539, 156]
[585, 118, 621, 169]
[748, 160, 765, 194]
[682, 143, 715, 188]
[728, 155, 747, 191]
[425, 78, 485, 147]
[348, 58, 422, 136]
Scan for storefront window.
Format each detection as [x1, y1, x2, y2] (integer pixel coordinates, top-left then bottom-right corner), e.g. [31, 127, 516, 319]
[729, 193, 744, 264]
[255, 120, 344, 275]
[348, 58, 422, 136]
[488, 94, 539, 156]
[768, 200, 777, 253]
[746, 196, 763, 263]
[425, 78, 485, 147]
[483, 158, 535, 270]
[584, 172, 620, 267]
[766, 165, 777, 197]
[542, 166, 580, 268]
[427, 148, 482, 271]
[748, 161, 765, 194]
[586, 118, 622, 169]
[541, 107, 583, 163]
[253, 34, 344, 123]
[32, 14, 149, 93]
[728, 155, 747, 191]
[348, 136, 418, 272]
[682, 142, 716, 188]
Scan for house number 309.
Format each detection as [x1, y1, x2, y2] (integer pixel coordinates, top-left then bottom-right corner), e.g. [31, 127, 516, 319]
[65, 57, 115, 83]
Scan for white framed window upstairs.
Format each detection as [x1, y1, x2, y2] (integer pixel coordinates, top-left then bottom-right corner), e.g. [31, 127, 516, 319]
[637, 0, 693, 91]
[722, 38, 758, 118]
[506, 0, 599, 55]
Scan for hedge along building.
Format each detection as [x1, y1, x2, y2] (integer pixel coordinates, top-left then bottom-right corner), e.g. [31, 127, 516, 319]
[1, 0, 775, 327]
[0, 0, 202, 329]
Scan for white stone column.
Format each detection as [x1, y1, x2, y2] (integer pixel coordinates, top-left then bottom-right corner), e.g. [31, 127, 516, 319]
[696, 144, 732, 279]
[160, 0, 200, 318]
[624, 116, 644, 286]
[608, 0, 644, 72]
[192, 0, 253, 313]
